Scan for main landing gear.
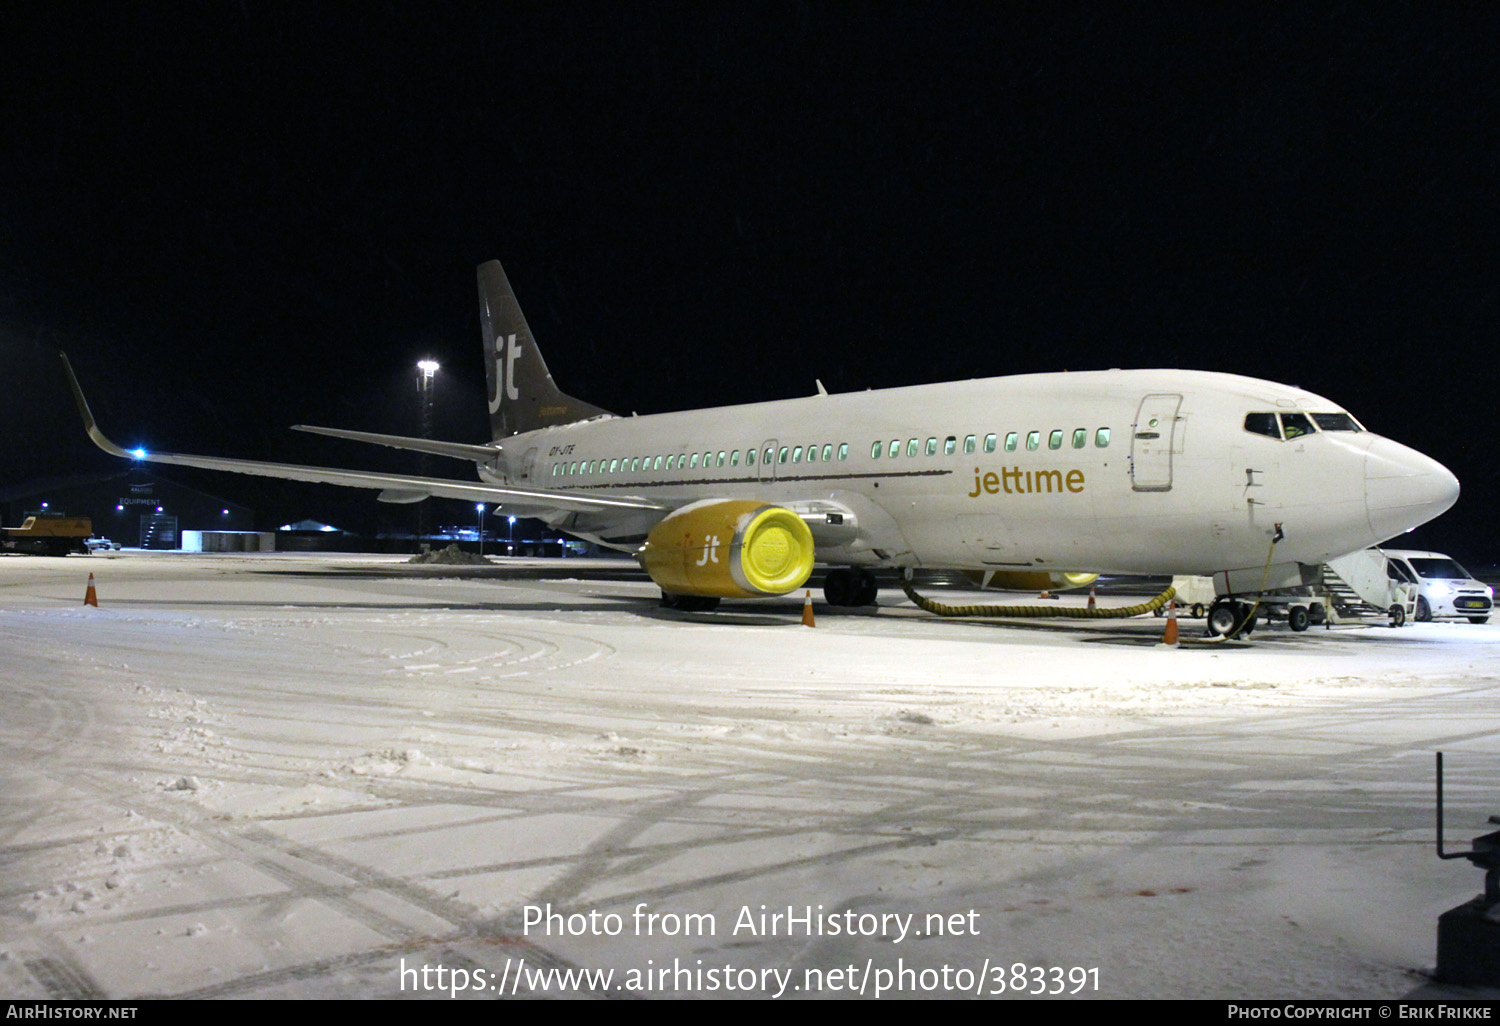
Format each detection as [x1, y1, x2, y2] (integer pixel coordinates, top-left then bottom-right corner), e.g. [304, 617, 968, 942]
[659, 593, 720, 612]
[823, 568, 879, 607]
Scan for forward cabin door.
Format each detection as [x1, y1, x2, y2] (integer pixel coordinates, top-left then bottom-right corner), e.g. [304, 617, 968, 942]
[1130, 394, 1182, 492]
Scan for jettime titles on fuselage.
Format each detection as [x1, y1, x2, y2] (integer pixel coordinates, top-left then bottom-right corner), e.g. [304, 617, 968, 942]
[967, 467, 1085, 498]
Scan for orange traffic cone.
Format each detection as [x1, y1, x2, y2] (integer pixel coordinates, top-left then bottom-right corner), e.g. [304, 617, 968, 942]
[1161, 600, 1179, 647]
[84, 573, 98, 607]
[1038, 589, 1056, 600]
[1087, 584, 1097, 610]
[801, 590, 816, 627]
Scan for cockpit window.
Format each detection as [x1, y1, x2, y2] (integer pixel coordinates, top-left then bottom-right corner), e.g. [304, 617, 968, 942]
[1244, 413, 1281, 439]
[1280, 412, 1316, 439]
[1311, 412, 1363, 432]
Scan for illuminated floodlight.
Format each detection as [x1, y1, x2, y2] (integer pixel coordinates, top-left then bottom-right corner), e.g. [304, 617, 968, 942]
[476, 503, 485, 512]
[115, 505, 124, 512]
[155, 506, 163, 513]
[221, 509, 229, 515]
[417, 359, 440, 381]
[130, 448, 147, 459]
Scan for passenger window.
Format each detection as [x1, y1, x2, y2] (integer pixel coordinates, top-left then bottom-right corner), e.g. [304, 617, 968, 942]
[1095, 427, 1110, 447]
[984, 433, 997, 453]
[730, 450, 740, 466]
[609, 459, 619, 472]
[871, 441, 882, 459]
[717, 451, 726, 467]
[1026, 431, 1040, 451]
[778, 447, 789, 464]
[907, 438, 919, 457]
[765, 447, 775, 463]
[807, 445, 817, 463]
[963, 435, 976, 454]
[792, 446, 803, 463]
[1244, 413, 1281, 439]
[666, 455, 676, 470]
[889, 440, 900, 458]
[944, 436, 956, 455]
[838, 443, 848, 460]
[746, 449, 755, 466]
[690, 453, 700, 468]
[1072, 428, 1086, 449]
[1280, 412, 1315, 439]
[925, 437, 937, 456]
[1004, 432, 1018, 452]
[1049, 430, 1063, 450]
[822, 443, 833, 462]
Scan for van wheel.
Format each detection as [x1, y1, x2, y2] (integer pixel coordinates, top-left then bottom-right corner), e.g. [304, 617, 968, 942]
[1288, 606, 1310, 632]
[1469, 616, 1490, 625]
[1415, 597, 1431, 622]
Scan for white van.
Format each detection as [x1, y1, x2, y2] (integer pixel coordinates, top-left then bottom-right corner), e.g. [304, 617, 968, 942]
[1380, 549, 1492, 624]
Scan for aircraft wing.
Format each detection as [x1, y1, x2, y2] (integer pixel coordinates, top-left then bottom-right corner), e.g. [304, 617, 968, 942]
[61, 354, 666, 515]
[290, 424, 505, 463]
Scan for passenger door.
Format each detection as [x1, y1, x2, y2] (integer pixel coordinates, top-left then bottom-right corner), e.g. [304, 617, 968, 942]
[1131, 394, 1182, 492]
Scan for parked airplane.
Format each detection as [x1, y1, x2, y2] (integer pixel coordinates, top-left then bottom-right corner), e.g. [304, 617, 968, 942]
[63, 260, 1460, 616]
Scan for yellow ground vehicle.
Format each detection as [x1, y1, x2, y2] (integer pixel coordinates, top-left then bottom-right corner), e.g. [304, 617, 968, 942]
[2, 515, 93, 556]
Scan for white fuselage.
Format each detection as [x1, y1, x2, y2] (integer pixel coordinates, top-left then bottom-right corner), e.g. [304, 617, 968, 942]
[480, 368, 1457, 582]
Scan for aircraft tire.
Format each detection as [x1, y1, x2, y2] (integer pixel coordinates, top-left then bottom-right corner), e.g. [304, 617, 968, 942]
[823, 569, 855, 607]
[661, 592, 720, 613]
[1206, 599, 1238, 637]
[853, 570, 879, 606]
[1288, 605, 1310, 632]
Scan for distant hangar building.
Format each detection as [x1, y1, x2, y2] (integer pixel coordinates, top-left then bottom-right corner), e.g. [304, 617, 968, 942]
[0, 469, 257, 549]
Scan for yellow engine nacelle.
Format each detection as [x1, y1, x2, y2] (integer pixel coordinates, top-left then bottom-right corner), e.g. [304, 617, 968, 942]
[639, 499, 815, 599]
[964, 570, 1100, 592]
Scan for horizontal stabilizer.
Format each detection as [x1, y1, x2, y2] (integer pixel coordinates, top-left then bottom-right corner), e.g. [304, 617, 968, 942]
[292, 424, 502, 463]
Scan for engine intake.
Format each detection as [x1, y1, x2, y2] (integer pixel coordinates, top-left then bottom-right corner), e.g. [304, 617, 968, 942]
[639, 499, 815, 599]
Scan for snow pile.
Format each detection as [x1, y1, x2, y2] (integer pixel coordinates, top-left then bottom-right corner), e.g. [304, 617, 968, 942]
[406, 544, 492, 565]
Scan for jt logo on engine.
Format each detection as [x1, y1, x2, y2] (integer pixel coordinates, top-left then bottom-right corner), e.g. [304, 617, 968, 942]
[695, 536, 721, 566]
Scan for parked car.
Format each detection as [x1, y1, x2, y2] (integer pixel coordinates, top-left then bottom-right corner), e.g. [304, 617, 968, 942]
[84, 537, 122, 552]
[1379, 549, 1492, 623]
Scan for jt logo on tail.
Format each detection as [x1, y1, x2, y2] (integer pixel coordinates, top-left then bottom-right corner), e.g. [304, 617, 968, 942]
[489, 332, 523, 413]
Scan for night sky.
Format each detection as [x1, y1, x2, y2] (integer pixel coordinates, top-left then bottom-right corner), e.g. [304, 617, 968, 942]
[3, 4, 1497, 563]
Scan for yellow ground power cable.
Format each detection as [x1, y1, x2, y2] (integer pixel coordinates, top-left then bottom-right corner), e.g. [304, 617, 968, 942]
[900, 575, 1177, 619]
[1221, 525, 1282, 640]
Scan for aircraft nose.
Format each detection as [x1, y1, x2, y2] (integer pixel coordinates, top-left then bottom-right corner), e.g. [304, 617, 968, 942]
[1364, 437, 1460, 541]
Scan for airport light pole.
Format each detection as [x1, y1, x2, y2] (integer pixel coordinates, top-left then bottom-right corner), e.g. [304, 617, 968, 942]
[508, 515, 516, 555]
[476, 503, 486, 556]
[415, 360, 439, 548]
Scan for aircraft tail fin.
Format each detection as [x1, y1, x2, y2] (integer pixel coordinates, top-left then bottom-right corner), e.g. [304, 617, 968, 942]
[478, 260, 612, 438]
